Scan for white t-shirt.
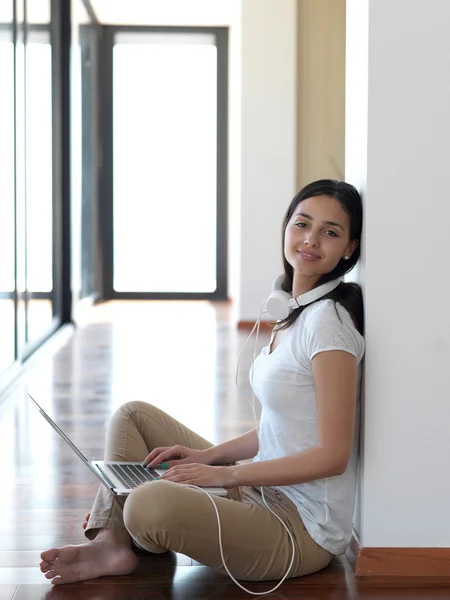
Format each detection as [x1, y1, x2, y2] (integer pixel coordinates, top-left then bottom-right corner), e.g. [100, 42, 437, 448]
[250, 299, 365, 555]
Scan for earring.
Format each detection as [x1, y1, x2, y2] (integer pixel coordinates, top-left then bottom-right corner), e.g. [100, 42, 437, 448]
[343, 256, 349, 260]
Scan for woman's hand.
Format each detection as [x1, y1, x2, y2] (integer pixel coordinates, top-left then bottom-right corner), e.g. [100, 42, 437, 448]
[143, 445, 214, 469]
[159, 463, 238, 489]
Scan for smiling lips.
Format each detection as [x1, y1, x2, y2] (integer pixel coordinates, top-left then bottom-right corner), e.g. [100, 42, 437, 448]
[297, 250, 320, 261]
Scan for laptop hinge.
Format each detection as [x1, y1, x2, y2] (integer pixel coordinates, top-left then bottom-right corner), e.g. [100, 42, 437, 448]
[96, 464, 125, 490]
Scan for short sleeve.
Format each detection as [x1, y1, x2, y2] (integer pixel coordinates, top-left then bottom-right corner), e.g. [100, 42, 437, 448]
[302, 300, 365, 362]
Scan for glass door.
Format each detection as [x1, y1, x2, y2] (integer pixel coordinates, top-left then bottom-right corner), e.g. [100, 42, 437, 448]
[101, 28, 228, 300]
[0, 0, 68, 391]
[0, 0, 16, 375]
[24, 0, 54, 345]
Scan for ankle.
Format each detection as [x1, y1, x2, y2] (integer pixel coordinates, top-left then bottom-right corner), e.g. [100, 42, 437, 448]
[93, 527, 132, 548]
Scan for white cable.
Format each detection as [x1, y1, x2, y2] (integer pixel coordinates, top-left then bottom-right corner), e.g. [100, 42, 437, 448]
[190, 297, 296, 596]
[185, 482, 294, 596]
[234, 298, 267, 411]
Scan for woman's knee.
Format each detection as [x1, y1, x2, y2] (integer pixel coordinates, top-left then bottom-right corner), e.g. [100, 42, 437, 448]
[116, 400, 152, 419]
[123, 480, 181, 536]
[108, 401, 153, 432]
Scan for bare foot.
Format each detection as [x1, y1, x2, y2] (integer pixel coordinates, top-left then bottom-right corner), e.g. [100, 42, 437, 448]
[39, 533, 138, 585]
[82, 512, 90, 530]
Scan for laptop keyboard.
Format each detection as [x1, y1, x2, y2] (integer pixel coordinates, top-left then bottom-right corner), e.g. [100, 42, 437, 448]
[107, 463, 155, 489]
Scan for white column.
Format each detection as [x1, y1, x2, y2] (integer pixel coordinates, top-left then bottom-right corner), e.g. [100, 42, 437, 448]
[347, 0, 450, 547]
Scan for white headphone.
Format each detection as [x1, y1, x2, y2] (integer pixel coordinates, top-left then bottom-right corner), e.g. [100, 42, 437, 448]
[266, 275, 342, 320]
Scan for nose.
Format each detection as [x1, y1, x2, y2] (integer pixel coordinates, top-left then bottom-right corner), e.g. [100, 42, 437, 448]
[304, 230, 319, 247]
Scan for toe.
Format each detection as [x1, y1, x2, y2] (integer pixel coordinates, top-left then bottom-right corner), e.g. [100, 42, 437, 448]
[41, 548, 58, 562]
[45, 570, 58, 580]
[52, 576, 64, 586]
[40, 561, 50, 573]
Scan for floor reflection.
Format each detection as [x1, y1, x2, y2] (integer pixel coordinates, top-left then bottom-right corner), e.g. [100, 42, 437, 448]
[27, 299, 53, 344]
[0, 300, 270, 558]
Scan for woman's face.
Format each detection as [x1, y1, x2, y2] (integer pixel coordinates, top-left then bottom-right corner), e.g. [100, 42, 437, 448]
[284, 194, 357, 279]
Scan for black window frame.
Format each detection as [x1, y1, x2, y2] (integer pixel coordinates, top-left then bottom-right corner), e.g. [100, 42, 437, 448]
[99, 25, 229, 301]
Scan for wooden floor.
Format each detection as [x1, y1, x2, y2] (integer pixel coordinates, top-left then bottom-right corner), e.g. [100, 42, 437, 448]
[0, 300, 448, 599]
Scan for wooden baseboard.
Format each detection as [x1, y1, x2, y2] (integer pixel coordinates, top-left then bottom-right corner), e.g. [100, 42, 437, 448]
[347, 530, 450, 579]
[237, 320, 273, 330]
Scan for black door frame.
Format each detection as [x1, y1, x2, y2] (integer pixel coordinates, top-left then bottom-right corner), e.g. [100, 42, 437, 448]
[21, 0, 72, 360]
[99, 25, 228, 301]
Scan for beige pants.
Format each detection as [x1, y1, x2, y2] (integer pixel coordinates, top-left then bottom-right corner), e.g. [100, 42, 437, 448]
[85, 401, 333, 581]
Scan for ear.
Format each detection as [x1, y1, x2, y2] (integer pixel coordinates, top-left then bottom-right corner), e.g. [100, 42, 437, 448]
[345, 239, 358, 259]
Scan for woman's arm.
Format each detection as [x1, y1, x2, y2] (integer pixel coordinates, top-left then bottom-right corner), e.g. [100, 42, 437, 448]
[229, 350, 358, 487]
[208, 428, 259, 464]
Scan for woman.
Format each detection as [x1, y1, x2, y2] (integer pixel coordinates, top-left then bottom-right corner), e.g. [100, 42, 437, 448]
[40, 179, 364, 586]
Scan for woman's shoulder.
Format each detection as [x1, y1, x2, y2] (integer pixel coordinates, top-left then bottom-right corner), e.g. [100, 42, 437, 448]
[302, 298, 352, 326]
[302, 298, 364, 340]
[299, 299, 365, 357]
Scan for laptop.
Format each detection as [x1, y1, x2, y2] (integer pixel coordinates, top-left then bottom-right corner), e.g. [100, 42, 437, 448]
[26, 391, 228, 497]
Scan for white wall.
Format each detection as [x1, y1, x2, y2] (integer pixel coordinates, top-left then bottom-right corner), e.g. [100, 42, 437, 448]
[239, 0, 297, 321]
[347, 0, 450, 547]
[345, 0, 368, 537]
[227, 7, 241, 306]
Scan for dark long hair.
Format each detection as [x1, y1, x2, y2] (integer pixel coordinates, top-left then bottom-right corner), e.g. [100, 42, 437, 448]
[277, 179, 364, 335]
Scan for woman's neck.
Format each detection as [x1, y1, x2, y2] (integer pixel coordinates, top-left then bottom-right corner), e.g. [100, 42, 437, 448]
[291, 273, 320, 298]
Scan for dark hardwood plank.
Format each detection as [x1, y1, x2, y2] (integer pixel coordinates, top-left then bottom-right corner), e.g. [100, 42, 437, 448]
[10, 581, 450, 600]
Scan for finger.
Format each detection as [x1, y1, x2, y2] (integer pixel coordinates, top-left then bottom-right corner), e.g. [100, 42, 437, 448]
[159, 465, 179, 478]
[154, 457, 190, 469]
[164, 465, 195, 475]
[149, 447, 181, 467]
[161, 465, 194, 480]
[82, 512, 90, 529]
[166, 457, 189, 467]
[169, 477, 202, 487]
[143, 447, 170, 466]
[161, 473, 188, 484]
[143, 448, 164, 466]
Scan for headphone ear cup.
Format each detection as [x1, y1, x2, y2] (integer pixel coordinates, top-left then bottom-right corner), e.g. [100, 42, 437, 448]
[266, 290, 293, 320]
